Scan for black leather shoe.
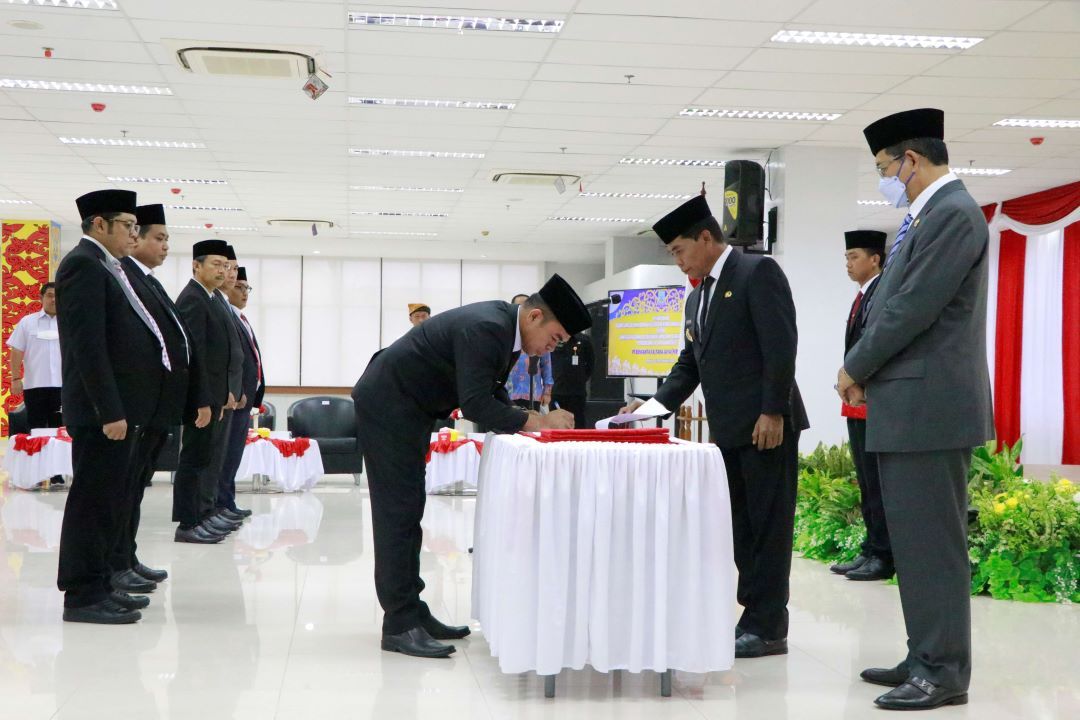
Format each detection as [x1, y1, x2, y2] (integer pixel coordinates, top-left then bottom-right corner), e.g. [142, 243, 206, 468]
[381, 626, 455, 658]
[735, 625, 745, 639]
[874, 677, 968, 710]
[110, 590, 150, 610]
[830, 554, 868, 575]
[197, 520, 230, 537]
[133, 562, 168, 583]
[219, 508, 245, 523]
[860, 664, 909, 687]
[735, 633, 788, 658]
[64, 599, 141, 625]
[175, 525, 223, 544]
[112, 569, 156, 593]
[231, 507, 253, 518]
[422, 616, 471, 640]
[846, 556, 895, 581]
[203, 516, 239, 534]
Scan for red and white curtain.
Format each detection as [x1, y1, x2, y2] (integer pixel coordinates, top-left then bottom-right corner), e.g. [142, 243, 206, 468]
[983, 180, 1080, 466]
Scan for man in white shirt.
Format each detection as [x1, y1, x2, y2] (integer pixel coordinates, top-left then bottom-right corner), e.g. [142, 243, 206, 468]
[8, 282, 63, 432]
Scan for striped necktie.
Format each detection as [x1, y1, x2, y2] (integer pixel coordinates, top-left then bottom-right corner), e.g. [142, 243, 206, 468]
[884, 213, 914, 269]
[110, 259, 171, 370]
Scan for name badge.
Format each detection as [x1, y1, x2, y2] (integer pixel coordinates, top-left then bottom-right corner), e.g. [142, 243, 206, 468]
[571, 356, 579, 366]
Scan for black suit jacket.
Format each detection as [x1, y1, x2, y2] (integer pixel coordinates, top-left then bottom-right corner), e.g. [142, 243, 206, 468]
[55, 238, 164, 427]
[227, 307, 264, 409]
[844, 274, 881, 354]
[175, 279, 243, 408]
[352, 300, 526, 432]
[654, 248, 810, 449]
[120, 257, 209, 426]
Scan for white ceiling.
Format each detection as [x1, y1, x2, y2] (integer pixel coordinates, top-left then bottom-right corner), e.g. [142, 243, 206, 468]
[1, 0, 1079, 262]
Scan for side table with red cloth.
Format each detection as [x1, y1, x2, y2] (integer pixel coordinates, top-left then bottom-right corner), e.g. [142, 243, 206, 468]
[236, 433, 324, 492]
[3, 434, 72, 490]
[472, 433, 735, 678]
[426, 432, 486, 494]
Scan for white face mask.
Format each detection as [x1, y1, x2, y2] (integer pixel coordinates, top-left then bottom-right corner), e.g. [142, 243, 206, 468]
[877, 157, 912, 208]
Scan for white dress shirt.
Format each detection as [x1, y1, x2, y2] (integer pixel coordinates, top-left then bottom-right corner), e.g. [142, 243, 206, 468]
[512, 304, 522, 352]
[909, 171, 960, 221]
[7, 310, 62, 389]
[698, 243, 734, 328]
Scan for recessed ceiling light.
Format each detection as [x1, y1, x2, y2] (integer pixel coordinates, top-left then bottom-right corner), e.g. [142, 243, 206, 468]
[313, 250, 321, 254]
[60, 137, 205, 148]
[349, 147, 484, 159]
[994, 118, 1080, 129]
[8, 19, 45, 29]
[171, 224, 258, 232]
[348, 13, 563, 34]
[549, 216, 646, 223]
[348, 97, 514, 110]
[350, 185, 463, 193]
[952, 167, 1011, 176]
[351, 211, 448, 218]
[108, 176, 227, 184]
[580, 191, 694, 200]
[168, 205, 244, 212]
[0, 198, 34, 204]
[350, 231, 439, 237]
[771, 30, 983, 50]
[620, 157, 726, 168]
[0, 78, 171, 95]
[681, 108, 841, 121]
[7, 0, 117, 9]
[857, 200, 892, 206]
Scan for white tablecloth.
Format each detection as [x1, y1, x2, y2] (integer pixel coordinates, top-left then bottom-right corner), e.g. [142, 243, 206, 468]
[235, 438, 324, 492]
[425, 433, 485, 494]
[472, 434, 735, 676]
[2, 437, 72, 489]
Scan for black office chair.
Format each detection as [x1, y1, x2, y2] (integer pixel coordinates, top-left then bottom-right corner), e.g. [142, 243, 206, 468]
[257, 401, 276, 430]
[287, 396, 363, 484]
[8, 403, 30, 436]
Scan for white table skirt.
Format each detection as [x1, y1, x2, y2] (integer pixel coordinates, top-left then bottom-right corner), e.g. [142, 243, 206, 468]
[471, 434, 735, 676]
[235, 438, 325, 492]
[425, 433, 485, 494]
[2, 437, 72, 489]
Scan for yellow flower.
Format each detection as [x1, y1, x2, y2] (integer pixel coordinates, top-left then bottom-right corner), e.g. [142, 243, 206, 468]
[994, 492, 1008, 502]
[1005, 497, 1019, 509]
[993, 502, 1007, 514]
[1057, 478, 1073, 487]
[256, 427, 271, 439]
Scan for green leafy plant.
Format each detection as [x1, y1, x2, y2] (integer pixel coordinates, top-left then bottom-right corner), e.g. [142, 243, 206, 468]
[968, 439, 1023, 494]
[793, 468, 865, 562]
[798, 441, 856, 481]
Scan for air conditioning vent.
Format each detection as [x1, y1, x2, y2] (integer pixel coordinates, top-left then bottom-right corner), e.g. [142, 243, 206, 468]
[491, 171, 581, 188]
[266, 219, 335, 229]
[165, 40, 317, 79]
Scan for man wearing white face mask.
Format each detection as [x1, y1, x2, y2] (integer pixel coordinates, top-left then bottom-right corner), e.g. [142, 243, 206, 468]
[835, 108, 993, 711]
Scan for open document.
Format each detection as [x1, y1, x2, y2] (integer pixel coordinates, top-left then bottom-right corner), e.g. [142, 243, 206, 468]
[595, 397, 670, 429]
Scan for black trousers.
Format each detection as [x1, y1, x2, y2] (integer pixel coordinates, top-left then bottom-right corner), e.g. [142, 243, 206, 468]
[551, 394, 587, 429]
[57, 425, 140, 607]
[877, 449, 972, 691]
[354, 385, 433, 635]
[847, 418, 892, 561]
[218, 406, 251, 511]
[110, 427, 168, 573]
[173, 408, 225, 527]
[720, 424, 799, 641]
[23, 386, 63, 429]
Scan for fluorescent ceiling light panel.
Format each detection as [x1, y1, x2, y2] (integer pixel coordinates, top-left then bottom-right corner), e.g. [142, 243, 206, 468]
[350, 148, 484, 159]
[351, 185, 463, 193]
[351, 211, 448, 217]
[0, 198, 34, 204]
[171, 225, 258, 231]
[0, 78, 171, 95]
[580, 192, 694, 200]
[350, 230, 439, 237]
[681, 108, 841, 121]
[348, 97, 514, 110]
[349, 13, 563, 33]
[857, 200, 891, 206]
[109, 176, 227, 184]
[620, 157, 725, 168]
[994, 118, 1080, 129]
[7, 1, 118, 9]
[168, 205, 244, 212]
[549, 216, 645, 223]
[771, 30, 982, 50]
[61, 137, 205, 148]
[952, 167, 1011, 176]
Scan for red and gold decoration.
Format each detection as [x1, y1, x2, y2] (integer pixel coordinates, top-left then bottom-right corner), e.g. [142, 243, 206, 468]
[1, 220, 59, 437]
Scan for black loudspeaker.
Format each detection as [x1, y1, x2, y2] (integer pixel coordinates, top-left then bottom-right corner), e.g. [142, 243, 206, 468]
[721, 160, 765, 246]
[585, 300, 624, 401]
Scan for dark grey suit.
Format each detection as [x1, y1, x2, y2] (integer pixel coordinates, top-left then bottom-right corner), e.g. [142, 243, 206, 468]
[845, 178, 994, 691]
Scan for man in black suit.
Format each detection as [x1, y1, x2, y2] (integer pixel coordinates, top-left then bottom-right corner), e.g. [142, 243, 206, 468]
[550, 332, 594, 428]
[172, 239, 245, 543]
[56, 189, 172, 624]
[353, 274, 588, 658]
[111, 204, 213, 587]
[218, 263, 263, 518]
[830, 230, 893, 582]
[623, 195, 809, 659]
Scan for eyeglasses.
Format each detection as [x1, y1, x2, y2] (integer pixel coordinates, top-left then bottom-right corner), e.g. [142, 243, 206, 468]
[875, 155, 903, 178]
[237, 285, 254, 294]
[109, 218, 140, 235]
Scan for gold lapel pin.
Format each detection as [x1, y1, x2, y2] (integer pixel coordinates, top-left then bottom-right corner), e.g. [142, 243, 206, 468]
[685, 328, 693, 342]
[724, 290, 733, 298]
[913, 218, 921, 228]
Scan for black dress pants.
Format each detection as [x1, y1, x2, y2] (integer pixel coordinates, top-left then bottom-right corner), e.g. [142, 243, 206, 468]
[847, 418, 892, 561]
[551, 393, 587, 429]
[218, 406, 252, 511]
[110, 427, 168, 573]
[173, 408, 222, 527]
[57, 425, 139, 607]
[23, 386, 63, 429]
[720, 424, 799, 641]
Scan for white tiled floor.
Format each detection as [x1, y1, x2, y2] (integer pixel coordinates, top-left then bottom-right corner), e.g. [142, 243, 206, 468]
[1, 478, 1077, 720]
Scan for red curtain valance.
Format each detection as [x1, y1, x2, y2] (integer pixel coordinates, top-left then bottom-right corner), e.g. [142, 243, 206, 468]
[999, 180, 1080, 226]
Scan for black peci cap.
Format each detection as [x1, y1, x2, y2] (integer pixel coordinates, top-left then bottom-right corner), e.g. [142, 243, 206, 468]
[845, 230, 887, 255]
[236, 266, 248, 281]
[192, 239, 230, 258]
[652, 195, 712, 244]
[538, 274, 591, 335]
[863, 108, 944, 156]
[135, 203, 166, 227]
[76, 189, 136, 219]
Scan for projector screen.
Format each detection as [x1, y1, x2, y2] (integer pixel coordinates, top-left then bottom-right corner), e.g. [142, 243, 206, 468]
[606, 286, 687, 378]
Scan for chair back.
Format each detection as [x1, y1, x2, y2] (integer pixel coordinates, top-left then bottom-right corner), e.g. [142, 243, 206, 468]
[287, 396, 356, 439]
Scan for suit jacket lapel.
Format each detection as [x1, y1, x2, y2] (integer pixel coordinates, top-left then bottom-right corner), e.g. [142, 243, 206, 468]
[685, 284, 701, 346]
[700, 249, 740, 351]
[103, 257, 161, 341]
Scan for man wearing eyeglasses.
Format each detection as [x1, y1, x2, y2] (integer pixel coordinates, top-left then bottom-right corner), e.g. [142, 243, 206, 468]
[837, 108, 993, 711]
[56, 190, 172, 624]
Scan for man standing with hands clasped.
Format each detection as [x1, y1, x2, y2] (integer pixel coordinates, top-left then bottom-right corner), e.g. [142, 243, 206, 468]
[622, 195, 808, 659]
[838, 108, 993, 711]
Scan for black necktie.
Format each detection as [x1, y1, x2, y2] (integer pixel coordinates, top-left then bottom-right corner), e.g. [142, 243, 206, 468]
[697, 276, 715, 340]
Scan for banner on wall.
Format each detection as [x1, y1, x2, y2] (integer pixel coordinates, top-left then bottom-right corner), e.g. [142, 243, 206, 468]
[606, 286, 687, 378]
[2, 220, 59, 437]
